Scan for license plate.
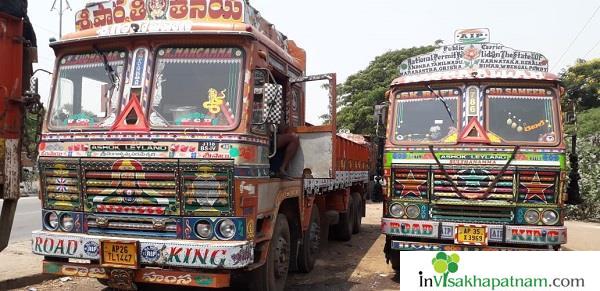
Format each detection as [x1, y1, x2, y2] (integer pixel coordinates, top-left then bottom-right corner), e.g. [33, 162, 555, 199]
[455, 225, 488, 245]
[100, 240, 139, 269]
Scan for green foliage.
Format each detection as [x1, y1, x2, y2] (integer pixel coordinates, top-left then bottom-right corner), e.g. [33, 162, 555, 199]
[575, 107, 600, 137]
[561, 58, 600, 221]
[336, 45, 437, 135]
[567, 133, 600, 221]
[560, 58, 600, 111]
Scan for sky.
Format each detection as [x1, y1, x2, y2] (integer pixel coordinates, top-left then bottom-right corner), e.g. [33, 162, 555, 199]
[28, 0, 600, 124]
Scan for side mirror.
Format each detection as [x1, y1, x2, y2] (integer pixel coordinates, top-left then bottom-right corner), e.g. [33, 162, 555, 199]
[374, 104, 388, 125]
[264, 83, 283, 125]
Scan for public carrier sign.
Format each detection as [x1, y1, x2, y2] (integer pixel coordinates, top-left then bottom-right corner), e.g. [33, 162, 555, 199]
[399, 43, 549, 77]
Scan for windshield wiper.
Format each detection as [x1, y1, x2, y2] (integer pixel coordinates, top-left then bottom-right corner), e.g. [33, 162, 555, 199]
[426, 85, 455, 124]
[93, 46, 118, 92]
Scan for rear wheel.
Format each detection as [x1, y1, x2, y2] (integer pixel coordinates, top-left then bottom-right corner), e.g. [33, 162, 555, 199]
[250, 213, 291, 291]
[351, 192, 362, 234]
[297, 205, 321, 273]
[334, 194, 354, 241]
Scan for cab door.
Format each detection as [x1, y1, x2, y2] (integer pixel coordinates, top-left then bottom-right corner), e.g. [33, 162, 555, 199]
[287, 73, 337, 179]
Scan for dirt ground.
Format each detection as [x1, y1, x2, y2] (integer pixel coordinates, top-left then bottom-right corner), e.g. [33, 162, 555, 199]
[14, 202, 399, 291]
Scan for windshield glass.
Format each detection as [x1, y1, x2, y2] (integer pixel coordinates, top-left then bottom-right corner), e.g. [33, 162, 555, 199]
[49, 51, 127, 129]
[150, 47, 244, 128]
[487, 88, 558, 144]
[393, 89, 460, 144]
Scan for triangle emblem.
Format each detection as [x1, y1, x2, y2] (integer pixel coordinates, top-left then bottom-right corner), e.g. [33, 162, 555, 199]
[459, 117, 490, 143]
[111, 97, 150, 132]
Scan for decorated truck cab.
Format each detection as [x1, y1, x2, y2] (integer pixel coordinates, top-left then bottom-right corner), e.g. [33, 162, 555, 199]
[380, 29, 576, 270]
[31, 1, 370, 290]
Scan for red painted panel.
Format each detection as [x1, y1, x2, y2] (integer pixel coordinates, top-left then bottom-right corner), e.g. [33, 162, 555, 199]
[0, 13, 24, 139]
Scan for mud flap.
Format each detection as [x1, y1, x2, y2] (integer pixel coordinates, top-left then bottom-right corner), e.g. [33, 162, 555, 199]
[384, 236, 391, 264]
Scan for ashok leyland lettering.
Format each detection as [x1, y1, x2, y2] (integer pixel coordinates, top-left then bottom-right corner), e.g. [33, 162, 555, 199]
[31, 1, 370, 290]
[379, 29, 580, 272]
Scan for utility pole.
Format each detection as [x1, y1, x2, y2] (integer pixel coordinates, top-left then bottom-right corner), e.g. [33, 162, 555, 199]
[51, 0, 72, 38]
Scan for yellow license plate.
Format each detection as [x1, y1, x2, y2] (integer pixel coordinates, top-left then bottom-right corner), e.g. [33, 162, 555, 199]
[101, 240, 138, 269]
[455, 225, 488, 245]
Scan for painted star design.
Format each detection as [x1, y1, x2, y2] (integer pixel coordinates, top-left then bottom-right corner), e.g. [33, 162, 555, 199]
[521, 172, 553, 202]
[398, 171, 426, 197]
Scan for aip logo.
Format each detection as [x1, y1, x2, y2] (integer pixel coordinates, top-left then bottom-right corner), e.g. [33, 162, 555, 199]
[432, 252, 460, 284]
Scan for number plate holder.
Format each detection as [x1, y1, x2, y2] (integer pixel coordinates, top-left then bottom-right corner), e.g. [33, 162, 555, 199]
[100, 240, 139, 269]
[454, 225, 488, 246]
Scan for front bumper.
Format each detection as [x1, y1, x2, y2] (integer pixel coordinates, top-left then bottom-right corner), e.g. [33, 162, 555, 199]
[42, 260, 230, 288]
[381, 218, 567, 250]
[32, 230, 254, 269]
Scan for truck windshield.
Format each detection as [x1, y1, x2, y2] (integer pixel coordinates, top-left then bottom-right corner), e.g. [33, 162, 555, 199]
[487, 89, 558, 144]
[393, 90, 459, 144]
[149, 47, 244, 128]
[48, 51, 127, 129]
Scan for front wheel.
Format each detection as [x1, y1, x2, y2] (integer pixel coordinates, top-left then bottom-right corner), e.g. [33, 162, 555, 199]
[250, 213, 291, 291]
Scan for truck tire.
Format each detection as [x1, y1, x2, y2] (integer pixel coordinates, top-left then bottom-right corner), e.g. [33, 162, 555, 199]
[250, 213, 291, 291]
[297, 205, 320, 273]
[351, 192, 362, 234]
[390, 249, 400, 272]
[334, 194, 354, 241]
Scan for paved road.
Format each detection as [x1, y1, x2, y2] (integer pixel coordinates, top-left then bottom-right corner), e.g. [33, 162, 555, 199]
[0, 197, 42, 242]
[564, 220, 600, 250]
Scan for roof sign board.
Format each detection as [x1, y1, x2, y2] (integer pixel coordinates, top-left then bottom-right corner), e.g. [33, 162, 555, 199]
[75, 0, 245, 32]
[399, 43, 548, 77]
[395, 30, 555, 84]
[455, 28, 490, 44]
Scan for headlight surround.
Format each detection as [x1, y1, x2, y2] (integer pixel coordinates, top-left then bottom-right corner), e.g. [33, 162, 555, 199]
[45, 212, 59, 230]
[59, 213, 74, 231]
[405, 205, 421, 219]
[217, 219, 236, 240]
[389, 203, 405, 218]
[195, 220, 213, 239]
[542, 210, 559, 225]
[524, 209, 540, 224]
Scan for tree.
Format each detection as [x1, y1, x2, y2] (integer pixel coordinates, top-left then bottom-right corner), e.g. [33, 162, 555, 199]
[336, 45, 437, 135]
[560, 58, 600, 111]
[560, 58, 600, 221]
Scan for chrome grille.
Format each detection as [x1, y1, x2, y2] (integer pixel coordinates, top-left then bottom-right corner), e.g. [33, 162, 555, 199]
[82, 159, 180, 216]
[431, 204, 514, 223]
[87, 214, 178, 238]
[433, 168, 515, 201]
[39, 158, 82, 211]
[518, 170, 558, 203]
[180, 160, 234, 216]
[392, 168, 428, 198]
[431, 166, 516, 223]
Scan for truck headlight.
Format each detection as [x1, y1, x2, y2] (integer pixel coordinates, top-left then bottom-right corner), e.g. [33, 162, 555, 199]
[195, 220, 213, 239]
[389, 203, 404, 218]
[406, 205, 420, 219]
[59, 213, 74, 231]
[217, 219, 236, 239]
[45, 212, 59, 230]
[524, 209, 540, 224]
[542, 210, 558, 225]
